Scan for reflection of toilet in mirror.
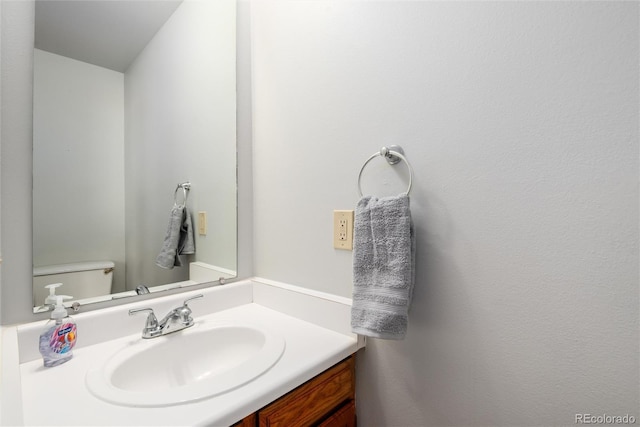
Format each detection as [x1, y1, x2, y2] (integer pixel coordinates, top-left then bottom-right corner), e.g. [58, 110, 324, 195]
[33, 261, 114, 306]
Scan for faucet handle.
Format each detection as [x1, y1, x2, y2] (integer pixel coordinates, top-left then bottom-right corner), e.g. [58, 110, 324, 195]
[176, 294, 203, 324]
[183, 294, 203, 307]
[129, 308, 159, 334]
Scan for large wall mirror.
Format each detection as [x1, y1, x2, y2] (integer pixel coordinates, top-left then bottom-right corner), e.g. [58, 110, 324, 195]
[31, 0, 237, 312]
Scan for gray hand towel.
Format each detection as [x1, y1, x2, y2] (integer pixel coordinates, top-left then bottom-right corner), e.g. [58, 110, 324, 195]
[155, 206, 195, 269]
[178, 207, 195, 257]
[351, 194, 415, 340]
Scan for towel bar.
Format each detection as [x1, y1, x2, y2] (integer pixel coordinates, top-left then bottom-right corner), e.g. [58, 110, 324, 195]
[357, 146, 413, 197]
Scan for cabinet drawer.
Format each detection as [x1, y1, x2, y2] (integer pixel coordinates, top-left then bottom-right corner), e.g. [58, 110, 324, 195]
[258, 357, 355, 427]
[231, 413, 256, 427]
[317, 400, 356, 427]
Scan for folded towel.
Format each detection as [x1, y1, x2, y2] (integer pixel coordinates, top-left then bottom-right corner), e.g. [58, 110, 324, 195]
[155, 205, 195, 269]
[351, 194, 415, 340]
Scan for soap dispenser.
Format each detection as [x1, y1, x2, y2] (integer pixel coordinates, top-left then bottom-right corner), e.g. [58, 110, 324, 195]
[38, 295, 77, 367]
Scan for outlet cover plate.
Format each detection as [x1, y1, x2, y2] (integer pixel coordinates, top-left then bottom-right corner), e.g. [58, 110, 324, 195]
[333, 210, 354, 250]
[198, 211, 207, 235]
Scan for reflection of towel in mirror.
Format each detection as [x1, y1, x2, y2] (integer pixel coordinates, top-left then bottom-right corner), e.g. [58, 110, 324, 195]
[155, 206, 195, 269]
[179, 208, 195, 257]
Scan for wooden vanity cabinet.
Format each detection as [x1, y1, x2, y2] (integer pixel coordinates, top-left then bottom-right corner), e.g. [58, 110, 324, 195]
[231, 356, 356, 427]
[232, 413, 257, 427]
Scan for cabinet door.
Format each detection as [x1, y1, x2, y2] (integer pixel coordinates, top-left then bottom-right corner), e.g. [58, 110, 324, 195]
[258, 357, 355, 427]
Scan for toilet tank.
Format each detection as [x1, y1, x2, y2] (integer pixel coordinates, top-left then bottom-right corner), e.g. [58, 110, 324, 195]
[33, 261, 114, 306]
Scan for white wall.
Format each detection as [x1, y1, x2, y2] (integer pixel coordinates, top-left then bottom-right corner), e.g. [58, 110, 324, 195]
[32, 49, 126, 295]
[124, 0, 236, 288]
[251, 1, 639, 426]
[237, 0, 254, 281]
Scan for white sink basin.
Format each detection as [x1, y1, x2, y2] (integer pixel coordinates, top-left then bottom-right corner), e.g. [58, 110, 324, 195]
[85, 322, 285, 407]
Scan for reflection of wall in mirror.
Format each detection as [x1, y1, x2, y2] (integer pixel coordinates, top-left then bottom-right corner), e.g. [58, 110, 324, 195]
[33, 49, 127, 294]
[124, 0, 237, 289]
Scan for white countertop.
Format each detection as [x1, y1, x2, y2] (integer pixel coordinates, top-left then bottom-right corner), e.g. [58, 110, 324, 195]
[3, 280, 360, 426]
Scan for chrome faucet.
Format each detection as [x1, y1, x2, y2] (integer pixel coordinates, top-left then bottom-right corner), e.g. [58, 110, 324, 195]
[129, 294, 203, 339]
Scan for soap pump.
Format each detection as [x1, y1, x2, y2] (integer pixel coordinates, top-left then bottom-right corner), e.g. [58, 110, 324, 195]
[44, 283, 63, 308]
[38, 295, 77, 367]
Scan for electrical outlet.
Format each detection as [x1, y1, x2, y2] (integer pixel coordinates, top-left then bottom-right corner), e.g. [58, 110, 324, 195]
[333, 210, 354, 250]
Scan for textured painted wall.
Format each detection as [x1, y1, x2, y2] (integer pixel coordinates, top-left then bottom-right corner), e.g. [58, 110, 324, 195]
[251, 1, 639, 425]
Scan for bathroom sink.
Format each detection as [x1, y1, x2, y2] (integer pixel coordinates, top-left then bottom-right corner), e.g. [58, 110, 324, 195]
[85, 322, 285, 407]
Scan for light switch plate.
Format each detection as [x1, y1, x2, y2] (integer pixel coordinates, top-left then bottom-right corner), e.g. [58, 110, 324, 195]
[333, 210, 354, 250]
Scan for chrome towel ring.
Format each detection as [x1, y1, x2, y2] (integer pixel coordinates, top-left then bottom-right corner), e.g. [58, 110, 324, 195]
[357, 145, 413, 198]
[173, 182, 191, 208]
